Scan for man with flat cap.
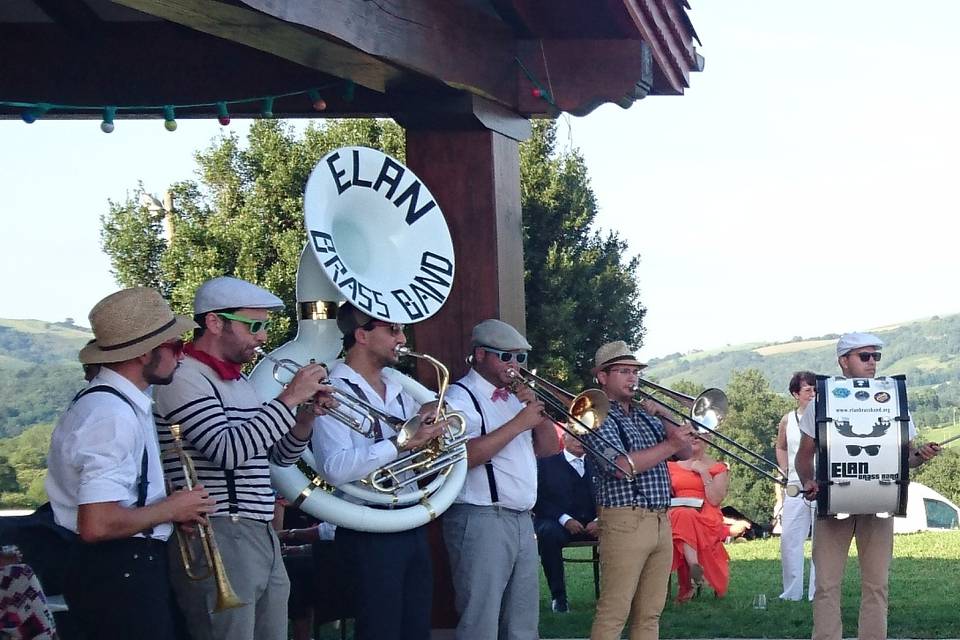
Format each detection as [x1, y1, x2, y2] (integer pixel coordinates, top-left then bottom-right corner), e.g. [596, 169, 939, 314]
[46, 287, 215, 640]
[154, 276, 332, 640]
[795, 332, 940, 640]
[584, 341, 697, 640]
[312, 303, 447, 640]
[442, 319, 561, 640]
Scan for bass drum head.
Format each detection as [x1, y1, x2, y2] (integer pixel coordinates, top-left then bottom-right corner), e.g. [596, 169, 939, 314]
[816, 375, 909, 517]
[304, 146, 455, 323]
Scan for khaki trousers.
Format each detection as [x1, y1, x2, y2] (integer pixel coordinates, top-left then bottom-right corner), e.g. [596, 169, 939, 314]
[590, 507, 672, 640]
[811, 514, 894, 640]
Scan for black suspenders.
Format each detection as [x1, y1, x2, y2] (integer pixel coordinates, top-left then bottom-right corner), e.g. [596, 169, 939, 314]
[73, 385, 152, 533]
[451, 382, 500, 503]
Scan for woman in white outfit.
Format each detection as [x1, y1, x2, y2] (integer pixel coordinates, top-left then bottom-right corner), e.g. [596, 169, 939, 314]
[775, 371, 817, 601]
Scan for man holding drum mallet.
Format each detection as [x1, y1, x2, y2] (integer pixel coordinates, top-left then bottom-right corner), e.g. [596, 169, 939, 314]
[795, 332, 940, 640]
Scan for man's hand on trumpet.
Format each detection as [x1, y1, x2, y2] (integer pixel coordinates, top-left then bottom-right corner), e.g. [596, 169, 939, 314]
[167, 483, 216, 534]
[277, 362, 333, 410]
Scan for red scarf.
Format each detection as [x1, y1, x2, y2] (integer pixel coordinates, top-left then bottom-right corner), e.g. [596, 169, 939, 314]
[184, 342, 243, 381]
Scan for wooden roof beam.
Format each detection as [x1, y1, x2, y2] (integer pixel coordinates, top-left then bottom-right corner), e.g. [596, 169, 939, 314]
[515, 39, 653, 117]
[239, 0, 518, 108]
[110, 0, 405, 94]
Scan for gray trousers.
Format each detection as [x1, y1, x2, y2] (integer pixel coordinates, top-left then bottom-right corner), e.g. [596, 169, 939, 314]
[443, 504, 540, 640]
[169, 517, 290, 640]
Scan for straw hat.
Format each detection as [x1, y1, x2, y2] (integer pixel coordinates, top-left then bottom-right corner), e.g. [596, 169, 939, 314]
[592, 340, 646, 375]
[79, 287, 197, 365]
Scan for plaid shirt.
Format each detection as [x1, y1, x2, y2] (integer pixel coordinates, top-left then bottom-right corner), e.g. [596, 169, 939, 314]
[582, 401, 672, 509]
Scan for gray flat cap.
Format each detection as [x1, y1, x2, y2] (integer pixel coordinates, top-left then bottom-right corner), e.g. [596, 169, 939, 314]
[194, 276, 284, 315]
[836, 332, 884, 357]
[471, 319, 531, 351]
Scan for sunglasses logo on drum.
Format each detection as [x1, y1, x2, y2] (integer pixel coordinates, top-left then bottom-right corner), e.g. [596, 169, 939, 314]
[845, 444, 881, 456]
[832, 387, 851, 399]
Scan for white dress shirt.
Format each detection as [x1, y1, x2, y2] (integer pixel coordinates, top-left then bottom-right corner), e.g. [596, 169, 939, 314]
[558, 449, 587, 527]
[45, 368, 173, 540]
[312, 362, 420, 493]
[445, 368, 538, 511]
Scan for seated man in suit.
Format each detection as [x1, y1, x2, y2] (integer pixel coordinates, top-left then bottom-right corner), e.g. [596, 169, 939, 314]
[534, 430, 598, 613]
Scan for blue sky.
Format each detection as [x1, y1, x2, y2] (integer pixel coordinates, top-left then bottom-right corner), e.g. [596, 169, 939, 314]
[2, 1, 958, 358]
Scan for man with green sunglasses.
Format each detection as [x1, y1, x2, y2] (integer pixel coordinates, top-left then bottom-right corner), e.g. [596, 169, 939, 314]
[154, 276, 333, 640]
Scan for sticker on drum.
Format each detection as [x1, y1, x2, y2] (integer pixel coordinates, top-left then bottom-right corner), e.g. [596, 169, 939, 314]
[815, 375, 910, 517]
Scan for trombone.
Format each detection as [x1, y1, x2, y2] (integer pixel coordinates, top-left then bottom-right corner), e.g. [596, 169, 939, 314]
[632, 379, 800, 495]
[361, 347, 468, 493]
[167, 424, 244, 612]
[254, 347, 419, 439]
[508, 368, 638, 480]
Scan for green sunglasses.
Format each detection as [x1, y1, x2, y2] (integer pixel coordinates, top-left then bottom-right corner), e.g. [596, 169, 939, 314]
[217, 312, 273, 334]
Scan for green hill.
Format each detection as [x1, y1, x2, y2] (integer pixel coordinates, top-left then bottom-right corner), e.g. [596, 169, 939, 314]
[0, 319, 89, 439]
[645, 313, 960, 430]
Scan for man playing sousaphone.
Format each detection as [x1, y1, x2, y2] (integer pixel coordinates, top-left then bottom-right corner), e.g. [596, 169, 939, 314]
[312, 303, 447, 640]
[795, 332, 940, 640]
[583, 341, 697, 640]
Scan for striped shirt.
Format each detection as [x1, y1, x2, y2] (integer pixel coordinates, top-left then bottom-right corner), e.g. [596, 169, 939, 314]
[153, 355, 307, 521]
[582, 402, 672, 510]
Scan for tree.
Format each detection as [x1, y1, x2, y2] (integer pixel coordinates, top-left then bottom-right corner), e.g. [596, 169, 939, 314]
[520, 120, 645, 389]
[100, 119, 646, 382]
[100, 119, 405, 353]
[711, 369, 792, 522]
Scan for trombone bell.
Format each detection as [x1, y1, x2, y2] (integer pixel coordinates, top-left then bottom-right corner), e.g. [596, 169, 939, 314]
[568, 390, 609, 435]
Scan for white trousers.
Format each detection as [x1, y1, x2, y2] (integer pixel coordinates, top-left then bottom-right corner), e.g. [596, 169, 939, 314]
[779, 492, 815, 600]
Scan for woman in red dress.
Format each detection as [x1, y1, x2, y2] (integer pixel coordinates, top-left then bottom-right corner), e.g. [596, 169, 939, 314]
[667, 437, 731, 602]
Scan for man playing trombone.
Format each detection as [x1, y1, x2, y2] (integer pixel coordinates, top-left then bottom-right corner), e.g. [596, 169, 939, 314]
[312, 303, 446, 640]
[443, 319, 561, 640]
[154, 277, 333, 640]
[583, 341, 697, 640]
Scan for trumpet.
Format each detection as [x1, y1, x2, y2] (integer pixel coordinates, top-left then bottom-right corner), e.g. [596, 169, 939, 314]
[508, 368, 638, 480]
[254, 347, 420, 439]
[167, 424, 244, 612]
[631, 379, 800, 496]
[362, 347, 468, 493]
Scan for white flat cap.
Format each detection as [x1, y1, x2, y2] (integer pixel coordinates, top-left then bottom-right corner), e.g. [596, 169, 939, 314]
[836, 332, 884, 357]
[471, 319, 531, 351]
[194, 276, 284, 315]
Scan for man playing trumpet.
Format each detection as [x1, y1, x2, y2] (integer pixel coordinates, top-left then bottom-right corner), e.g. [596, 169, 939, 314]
[583, 341, 697, 640]
[46, 287, 215, 640]
[154, 276, 333, 640]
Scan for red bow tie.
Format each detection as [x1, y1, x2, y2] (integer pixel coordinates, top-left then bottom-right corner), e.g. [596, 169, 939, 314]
[491, 387, 510, 402]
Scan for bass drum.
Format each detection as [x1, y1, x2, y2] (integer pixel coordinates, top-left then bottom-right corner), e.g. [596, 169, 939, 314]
[814, 374, 910, 517]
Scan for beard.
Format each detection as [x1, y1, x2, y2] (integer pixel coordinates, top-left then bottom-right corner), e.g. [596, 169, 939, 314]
[144, 353, 179, 386]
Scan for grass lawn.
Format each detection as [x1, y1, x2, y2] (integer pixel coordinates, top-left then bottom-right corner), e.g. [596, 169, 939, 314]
[538, 531, 960, 638]
[312, 530, 960, 639]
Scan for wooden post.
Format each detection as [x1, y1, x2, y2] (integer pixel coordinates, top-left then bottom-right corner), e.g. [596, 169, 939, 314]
[400, 104, 530, 632]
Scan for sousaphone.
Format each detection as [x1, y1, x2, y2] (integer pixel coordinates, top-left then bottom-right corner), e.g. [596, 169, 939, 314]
[257, 146, 466, 533]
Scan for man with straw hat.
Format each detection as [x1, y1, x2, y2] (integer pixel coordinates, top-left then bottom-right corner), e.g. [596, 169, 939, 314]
[154, 276, 332, 640]
[46, 286, 216, 640]
[583, 340, 697, 640]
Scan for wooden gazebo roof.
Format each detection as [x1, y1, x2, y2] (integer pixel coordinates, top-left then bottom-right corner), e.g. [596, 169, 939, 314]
[0, 0, 702, 122]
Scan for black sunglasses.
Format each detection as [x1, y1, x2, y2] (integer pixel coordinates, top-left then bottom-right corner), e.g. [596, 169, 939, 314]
[846, 444, 880, 456]
[852, 352, 882, 363]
